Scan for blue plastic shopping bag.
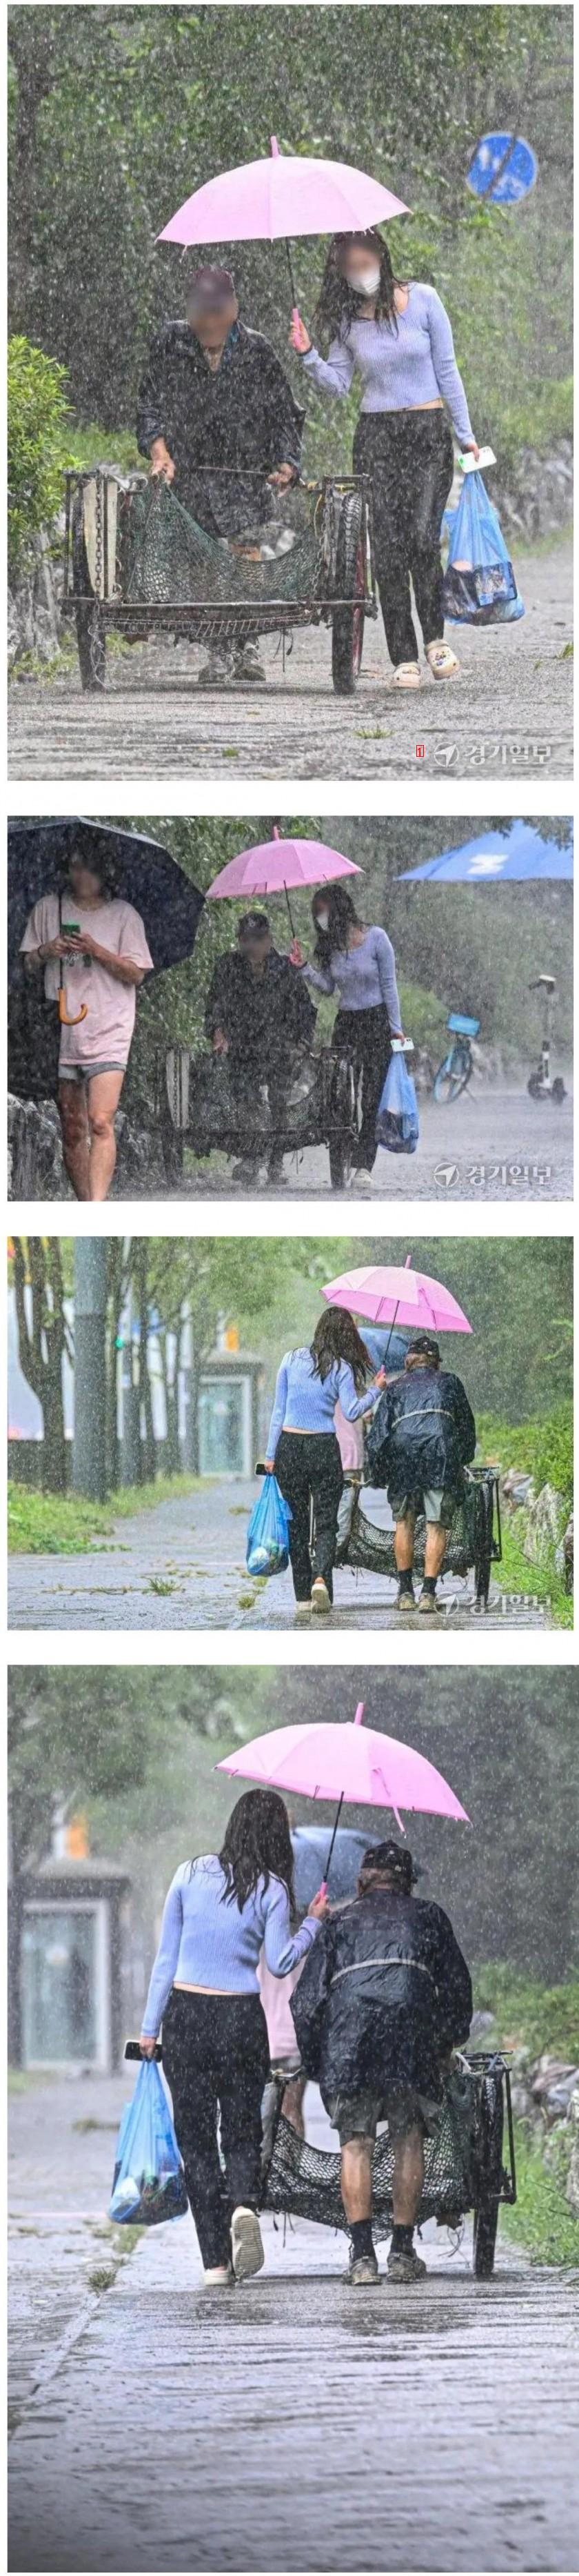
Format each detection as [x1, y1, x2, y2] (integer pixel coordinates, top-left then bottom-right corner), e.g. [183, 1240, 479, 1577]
[376, 1054, 419, 1155]
[442, 473, 525, 625]
[246, 1474, 292, 1576]
[109, 2059, 187, 2226]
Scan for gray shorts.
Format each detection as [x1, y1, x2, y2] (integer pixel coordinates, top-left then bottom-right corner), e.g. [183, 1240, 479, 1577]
[391, 1486, 456, 1528]
[59, 1061, 126, 1085]
[329, 2085, 441, 2146]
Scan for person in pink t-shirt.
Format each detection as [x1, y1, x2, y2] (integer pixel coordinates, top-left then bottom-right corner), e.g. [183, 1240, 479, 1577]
[21, 849, 153, 1201]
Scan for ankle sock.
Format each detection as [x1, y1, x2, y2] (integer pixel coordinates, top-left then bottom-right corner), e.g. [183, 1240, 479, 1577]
[422, 1575, 436, 1595]
[398, 1569, 414, 1596]
[351, 2219, 374, 2260]
[391, 2223, 414, 2254]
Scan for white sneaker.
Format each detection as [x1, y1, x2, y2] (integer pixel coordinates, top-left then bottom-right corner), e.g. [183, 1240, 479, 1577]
[392, 661, 421, 690]
[426, 640, 460, 679]
[201, 2264, 233, 2286]
[311, 1576, 332, 1614]
[230, 2206, 265, 2281]
[294, 1600, 312, 1623]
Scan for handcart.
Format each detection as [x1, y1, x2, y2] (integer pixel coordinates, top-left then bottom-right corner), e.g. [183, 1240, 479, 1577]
[262, 2051, 516, 2278]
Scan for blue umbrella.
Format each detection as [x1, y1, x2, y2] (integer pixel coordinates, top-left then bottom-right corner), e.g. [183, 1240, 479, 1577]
[291, 1826, 381, 1908]
[398, 821, 573, 884]
[360, 1325, 409, 1374]
[8, 818, 205, 979]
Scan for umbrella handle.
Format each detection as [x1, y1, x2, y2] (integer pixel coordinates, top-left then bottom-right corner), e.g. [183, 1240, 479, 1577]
[59, 991, 88, 1027]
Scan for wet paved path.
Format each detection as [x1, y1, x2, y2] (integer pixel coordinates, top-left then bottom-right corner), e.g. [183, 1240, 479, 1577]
[8, 1476, 549, 1632]
[8, 539, 572, 782]
[156, 1082, 574, 1207]
[9, 2080, 578, 2574]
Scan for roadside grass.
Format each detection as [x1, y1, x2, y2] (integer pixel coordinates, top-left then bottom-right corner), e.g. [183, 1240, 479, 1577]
[473, 1968, 579, 2061]
[476, 1407, 573, 1629]
[8, 1473, 202, 1555]
[500, 2129, 579, 2268]
[496, 1517, 572, 1629]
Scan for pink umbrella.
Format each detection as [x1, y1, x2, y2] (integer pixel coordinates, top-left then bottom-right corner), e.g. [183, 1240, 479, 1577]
[323, 1256, 472, 1343]
[207, 826, 361, 934]
[158, 135, 409, 332]
[218, 1698, 470, 1880]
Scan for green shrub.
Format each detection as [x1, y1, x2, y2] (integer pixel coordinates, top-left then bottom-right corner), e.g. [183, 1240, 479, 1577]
[8, 335, 74, 574]
[528, 1400, 573, 1509]
[398, 980, 448, 1055]
[498, 378, 573, 470]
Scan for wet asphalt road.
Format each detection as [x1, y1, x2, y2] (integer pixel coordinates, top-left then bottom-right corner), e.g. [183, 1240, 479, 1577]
[8, 1476, 551, 1632]
[8, 2077, 579, 2575]
[154, 1080, 573, 1206]
[8, 539, 572, 782]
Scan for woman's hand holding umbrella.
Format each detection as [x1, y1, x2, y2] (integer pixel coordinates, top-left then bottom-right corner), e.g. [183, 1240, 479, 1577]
[290, 315, 312, 355]
[307, 1888, 330, 1919]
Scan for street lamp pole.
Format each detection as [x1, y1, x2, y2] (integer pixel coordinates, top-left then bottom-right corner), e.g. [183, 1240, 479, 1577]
[72, 1240, 108, 1499]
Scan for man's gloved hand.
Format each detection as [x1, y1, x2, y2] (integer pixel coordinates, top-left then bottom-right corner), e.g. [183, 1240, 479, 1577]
[150, 438, 175, 482]
[268, 463, 298, 490]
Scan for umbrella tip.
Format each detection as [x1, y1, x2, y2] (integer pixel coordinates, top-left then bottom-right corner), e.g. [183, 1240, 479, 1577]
[270, 135, 279, 155]
[354, 1701, 365, 1727]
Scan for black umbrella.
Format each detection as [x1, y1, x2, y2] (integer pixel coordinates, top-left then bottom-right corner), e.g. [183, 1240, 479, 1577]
[8, 818, 205, 981]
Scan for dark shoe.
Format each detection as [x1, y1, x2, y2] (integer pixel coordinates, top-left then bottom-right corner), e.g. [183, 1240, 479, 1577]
[230, 2206, 265, 2281]
[418, 1587, 439, 1616]
[265, 1158, 285, 1187]
[387, 2246, 427, 2283]
[198, 651, 235, 688]
[230, 1158, 260, 1188]
[346, 2248, 380, 2286]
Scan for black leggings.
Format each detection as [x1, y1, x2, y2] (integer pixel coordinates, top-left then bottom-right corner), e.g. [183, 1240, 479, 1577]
[274, 1429, 343, 1603]
[354, 410, 454, 668]
[162, 1988, 270, 2270]
[334, 1002, 392, 1173]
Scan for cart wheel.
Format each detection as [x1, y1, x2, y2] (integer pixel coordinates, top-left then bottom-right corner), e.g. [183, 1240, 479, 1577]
[474, 1483, 493, 1607]
[332, 495, 365, 695]
[75, 599, 106, 691]
[551, 1077, 566, 1104]
[329, 1131, 353, 1191]
[472, 2197, 499, 2277]
[527, 1071, 543, 1100]
[160, 1106, 185, 1187]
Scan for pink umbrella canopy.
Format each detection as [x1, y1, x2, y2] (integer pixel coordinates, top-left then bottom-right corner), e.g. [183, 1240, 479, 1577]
[218, 1700, 470, 1843]
[159, 138, 409, 247]
[323, 1262, 472, 1335]
[207, 835, 362, 902]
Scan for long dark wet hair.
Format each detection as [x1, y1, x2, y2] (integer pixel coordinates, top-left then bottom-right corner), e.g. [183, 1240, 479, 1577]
[309, 1307, 372, 1393]
[312, 229, 405, 344]
[217, 1787, 296, 1912]
[312, 885, 364, 969]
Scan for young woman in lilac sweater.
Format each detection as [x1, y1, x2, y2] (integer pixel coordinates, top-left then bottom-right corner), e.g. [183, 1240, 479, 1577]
[140, 1787, 327, 2285]
[292, 228, 479, 690]
[291, 884, 405, 1179]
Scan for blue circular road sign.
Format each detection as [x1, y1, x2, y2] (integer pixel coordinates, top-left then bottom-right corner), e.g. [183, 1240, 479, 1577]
[467, 132, 538, 206]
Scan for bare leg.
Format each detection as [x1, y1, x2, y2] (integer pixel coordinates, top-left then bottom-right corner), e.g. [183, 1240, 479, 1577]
[86, 1071, 125, 1202]
[392, 2122, 425, 2226]
[341, 2135, 374, 2223]
[424, 1522, 447, 1581]
[281, 2073, 307, 2138]
[394, 1511, 416, 1574]
[58, 1082, 90, 1200]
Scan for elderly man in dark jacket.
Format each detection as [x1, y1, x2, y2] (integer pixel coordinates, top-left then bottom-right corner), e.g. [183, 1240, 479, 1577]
[292, 1839, 473, 2286]
[205, 909, 315, 1187]
[136, 264, 304, 686]
[365, 1328, 476, 1616]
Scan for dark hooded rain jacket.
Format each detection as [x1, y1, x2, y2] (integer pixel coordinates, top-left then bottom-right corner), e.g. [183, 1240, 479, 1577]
[292, 1888, 473, 2104]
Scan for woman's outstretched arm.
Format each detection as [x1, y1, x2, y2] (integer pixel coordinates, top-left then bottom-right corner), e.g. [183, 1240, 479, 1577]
[265, 1356, 290, 1463]
[301, 337, 356, 399]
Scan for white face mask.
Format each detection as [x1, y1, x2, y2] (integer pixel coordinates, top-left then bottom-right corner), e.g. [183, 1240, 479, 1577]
[350, 263, 381, 298]
[316, 909, 330, 934]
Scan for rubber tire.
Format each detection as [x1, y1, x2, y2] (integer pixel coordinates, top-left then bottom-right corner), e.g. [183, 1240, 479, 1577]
[332, 494, 365, 696]
[527, 1071, 544, 1100]
[434, 1067, 461, 1106]
[474, 1480, 494, 1607]
[329, 1131, 354, 1191]
[551, 1077, 566, 1104]
[160, 1109, 184, 1187]
[76, 598, 106, 691]
[473, 2196, 499, 2278]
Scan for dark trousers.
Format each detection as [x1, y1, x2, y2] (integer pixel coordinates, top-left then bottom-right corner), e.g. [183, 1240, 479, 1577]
[230, 1052, 285, 1178]
[162, 1987, 270, 2270]
[334, 1002, 392, 1173]
[354, 410, 454, 668]
[274, 1429, 343, 1602]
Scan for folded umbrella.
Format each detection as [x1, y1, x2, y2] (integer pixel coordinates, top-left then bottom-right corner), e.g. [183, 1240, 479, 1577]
[8, 818, 204, 979]
[207, 826, 361, 933]
[219, 1701, 470, 1865]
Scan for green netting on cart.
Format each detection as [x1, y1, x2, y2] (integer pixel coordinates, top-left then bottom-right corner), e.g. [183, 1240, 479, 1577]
[262, 2074, 478, 2238]
[337, 1476, 487, 1578]
[123, 478, 324, 608]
